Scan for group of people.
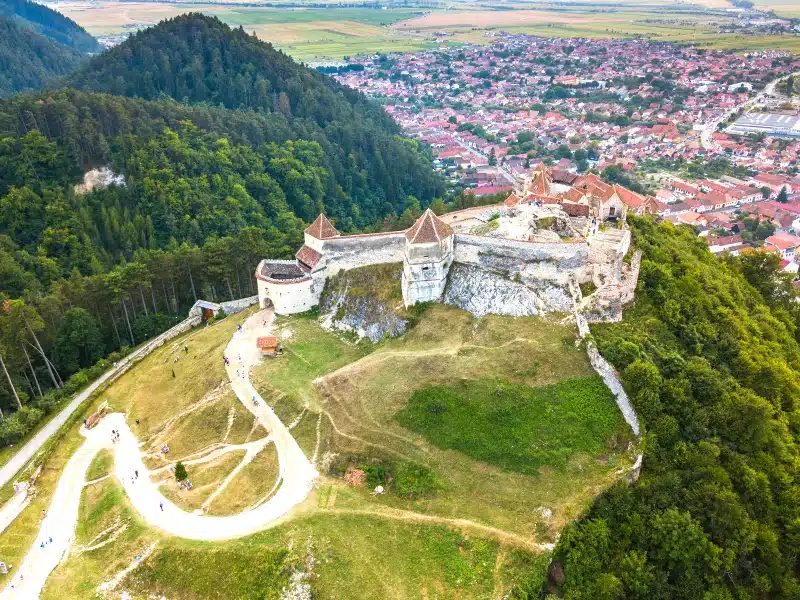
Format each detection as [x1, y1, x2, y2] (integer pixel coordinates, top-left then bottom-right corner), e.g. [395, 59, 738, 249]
[110, 429, 121, 443]
[225, 352, 247, 380]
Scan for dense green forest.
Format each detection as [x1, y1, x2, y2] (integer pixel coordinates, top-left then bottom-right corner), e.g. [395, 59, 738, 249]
[0, 0, 101, 53]
[0, 17, 84, 98]
[550, 218, 800, 599]
[0, 0, 99, 98]
[0, 14, 445, 442]
[66, 14, 443, 227]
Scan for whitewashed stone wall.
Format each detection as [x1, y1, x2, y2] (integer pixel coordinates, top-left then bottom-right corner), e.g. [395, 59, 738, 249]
[220, 296, 259, 314]
[584, 251, 642, 322]
[586, 343, 640, 436]
[576, 311, 641, 436]
[112, 295, 259, 382]
[322, 233, 406, 276]
[259, 277, 316, 314]
[402, 237, 453, 305]
[444, 263, 544, 317]
[453, 234, 588, 283]
[109, 314, 201, 383]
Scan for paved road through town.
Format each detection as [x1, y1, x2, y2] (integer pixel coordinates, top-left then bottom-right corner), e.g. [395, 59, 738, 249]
[700, 73, 797, 152]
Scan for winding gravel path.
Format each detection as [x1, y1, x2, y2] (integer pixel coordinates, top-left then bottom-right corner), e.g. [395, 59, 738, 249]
[1, 309, 317, 599]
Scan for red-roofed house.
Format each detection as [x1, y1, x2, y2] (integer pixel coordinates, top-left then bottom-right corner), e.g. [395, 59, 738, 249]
[765, 233, 800, 262]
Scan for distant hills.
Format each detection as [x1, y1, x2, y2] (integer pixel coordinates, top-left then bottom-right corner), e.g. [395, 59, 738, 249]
[66, 14, 443, 227]
[0, 0, 100, 97]
[0, 0, 101, 53]
[0, 12, 442, 296]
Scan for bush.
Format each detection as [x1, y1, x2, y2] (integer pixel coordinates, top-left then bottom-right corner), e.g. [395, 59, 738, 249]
[393, 461, 440, 498]
[19, 406, 44, 428]
[359, 463, 387, 489]
[64, 371, 89, 394]
[0, 413, 28, 445]
[174, 461, 188, 481]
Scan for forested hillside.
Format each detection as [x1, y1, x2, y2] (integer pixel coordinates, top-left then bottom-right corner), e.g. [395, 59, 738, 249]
[552, 218, 800, 599]
[0, 0, 99, 97]
[0, 14, 444, 441]
[0, 0, 101, 53]
[0, 17, 84, 98]
[67, 14, 443, 227]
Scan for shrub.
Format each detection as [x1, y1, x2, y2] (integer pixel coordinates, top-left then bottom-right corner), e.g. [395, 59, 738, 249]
[174, 461, 188, 481]
[20, 406, 44, 428]
[0, 413, 28, 445]
[579, 281, 598, 297]
[359, 463, 387, 489]
[64, 371, 89, 394]
[393, 461, 440, 498]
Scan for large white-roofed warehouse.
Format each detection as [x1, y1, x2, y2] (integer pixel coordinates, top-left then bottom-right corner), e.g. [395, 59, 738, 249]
[726, 113, 800, 139]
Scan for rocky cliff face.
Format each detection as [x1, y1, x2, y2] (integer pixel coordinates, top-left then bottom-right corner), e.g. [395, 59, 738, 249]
[319, 264, 407, 342]
[443, 263, 542, 317]
[443, 263, 578, 318]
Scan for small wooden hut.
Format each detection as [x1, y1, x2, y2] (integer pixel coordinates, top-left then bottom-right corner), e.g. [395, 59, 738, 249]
[257, 335, 280, 357]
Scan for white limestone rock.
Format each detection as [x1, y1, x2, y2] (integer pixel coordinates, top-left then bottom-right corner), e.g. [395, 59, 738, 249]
[443, 263, 542, 317]
[74, 166, 125, 195]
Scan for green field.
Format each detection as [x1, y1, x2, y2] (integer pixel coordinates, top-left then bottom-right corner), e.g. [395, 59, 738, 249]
[254, 304, 635, 542]
[56, 0, 800, 60]
[396, 377, 629, 474]
[220, 7, 423, 27]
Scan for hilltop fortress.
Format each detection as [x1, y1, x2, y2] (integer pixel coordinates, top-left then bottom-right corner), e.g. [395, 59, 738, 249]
[256, 163, 642, 322]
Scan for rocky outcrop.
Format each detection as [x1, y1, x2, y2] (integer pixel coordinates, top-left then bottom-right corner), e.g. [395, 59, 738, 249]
[443, 263, 545, 317]
[74, 166, 125, 195]
[319, 264, 407, 342]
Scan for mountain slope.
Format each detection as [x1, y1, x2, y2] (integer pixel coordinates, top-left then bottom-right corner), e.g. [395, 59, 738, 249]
[66, 14, 443, 228]
[0, 0, 99, 98]
[0, 16, 84, 98]
[552, 218, 800, 599]
[0, 0, 100, 53]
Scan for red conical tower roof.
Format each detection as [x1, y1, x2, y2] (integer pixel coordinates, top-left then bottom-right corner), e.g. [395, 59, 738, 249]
[405, 209, 454, 244]
[304, 214, 340, 240]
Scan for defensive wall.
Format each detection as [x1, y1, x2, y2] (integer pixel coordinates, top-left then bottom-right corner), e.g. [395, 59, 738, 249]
[255, 260, 316, 314]
[320, 232, 406, 275]
[452, 234, 590, 283]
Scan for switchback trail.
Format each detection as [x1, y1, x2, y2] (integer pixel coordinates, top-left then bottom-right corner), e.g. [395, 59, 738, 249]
[1, 309, 317, 599]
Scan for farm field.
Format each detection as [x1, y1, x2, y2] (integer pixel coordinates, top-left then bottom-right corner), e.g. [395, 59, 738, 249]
[43, 2, 436, 60]
[399, 8, 800, 55]
[48, 0, 800, 61]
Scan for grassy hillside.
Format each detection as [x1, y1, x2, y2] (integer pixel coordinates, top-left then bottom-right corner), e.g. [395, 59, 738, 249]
[254, 305, 634, 543]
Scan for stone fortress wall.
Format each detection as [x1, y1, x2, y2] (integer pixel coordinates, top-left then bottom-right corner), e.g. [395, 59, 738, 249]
[453, 233, 589, 281]
[320, 232, 406, 275]
[256, 204, 638, 323]
[255, 259, 317, 314]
